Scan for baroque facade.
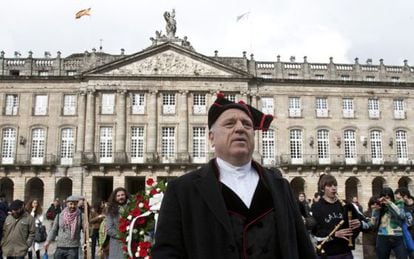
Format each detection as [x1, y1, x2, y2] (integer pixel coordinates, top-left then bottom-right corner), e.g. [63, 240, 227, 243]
[1, 22, 414, 208]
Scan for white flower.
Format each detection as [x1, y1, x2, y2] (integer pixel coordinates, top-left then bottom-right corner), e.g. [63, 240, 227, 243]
[126, 236, 130, 242]
[133, 229, 138, 233]
[138, 202, 144, 208]
[127, 215, 132, 221]
[152, 181, 158, 187]
[145, 256, 150, 259]
[139, 230, 145, 235]
[145, 190, 150, 195]
[135, 252, 140, 257]
[126, 226, 130, 231]
[156, 188, 161, 192]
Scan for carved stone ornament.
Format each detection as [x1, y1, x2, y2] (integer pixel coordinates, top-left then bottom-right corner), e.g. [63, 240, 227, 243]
[104, 50, 232, 76]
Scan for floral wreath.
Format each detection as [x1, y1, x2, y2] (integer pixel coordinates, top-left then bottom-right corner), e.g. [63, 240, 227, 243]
[118, 178, 166, 259]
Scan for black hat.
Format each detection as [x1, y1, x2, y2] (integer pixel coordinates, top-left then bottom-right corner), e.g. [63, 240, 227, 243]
[9, 199, 24, 211]
[208, 92, 274, 130]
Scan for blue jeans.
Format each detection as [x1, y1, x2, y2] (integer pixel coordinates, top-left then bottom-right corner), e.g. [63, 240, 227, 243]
[54, 247, 79, 259]
[376, 235, 408, 259]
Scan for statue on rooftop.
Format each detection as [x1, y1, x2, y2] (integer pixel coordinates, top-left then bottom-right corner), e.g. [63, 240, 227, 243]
[164, 9, 176, 38]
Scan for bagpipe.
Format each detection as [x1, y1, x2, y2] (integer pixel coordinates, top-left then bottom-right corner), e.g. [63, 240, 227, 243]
[315, 195, 358, 255]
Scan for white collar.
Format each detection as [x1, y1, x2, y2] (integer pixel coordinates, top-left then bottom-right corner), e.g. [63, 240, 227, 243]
[216, 157, 258, 208]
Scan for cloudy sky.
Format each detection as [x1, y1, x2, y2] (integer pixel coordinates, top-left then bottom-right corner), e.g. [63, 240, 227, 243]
[1, 0, 413, 65]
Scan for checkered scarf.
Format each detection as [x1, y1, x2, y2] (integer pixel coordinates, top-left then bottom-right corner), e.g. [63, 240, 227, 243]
[62, 207, 79, 239]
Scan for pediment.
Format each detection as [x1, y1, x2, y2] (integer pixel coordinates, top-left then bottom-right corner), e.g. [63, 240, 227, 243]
[84, 43, 250, 78]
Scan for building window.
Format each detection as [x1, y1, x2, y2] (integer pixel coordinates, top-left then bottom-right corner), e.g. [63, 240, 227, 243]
[1, 127, 16, 164]
[38, 71, 49, 76]
[391, 77, 400, 83]
[34, 95, 48, 115]
[396, 130, 408, 164]
[344, 130, 357, 165]
[315, 74, 325, 80]
[317, 129, 330, 164]
[131, 93, 145, 114]
[262, 129, 275, 165]
[192, 127, 206, 163]
[224, 94, 236, 102]
[342, 98, 354, 118]
[161, 127, 175, 162]
[290, 129, 303, 164]
[288, 73, 298, 79]
[31, 128, 46, 164]
[63, 94, 77, 115]
[9, 70, 20, 76]
[368, 98, 380, 119]
[365, 76, 375, 82]
[4, 94, 19, 115]
[60, 128, 74, 165]
[131, 127, 144, 163]
[193, 94, 206, 114]
[66, 70, 76, 76]
[393, 99, 406, 119]
[260, 73, 273, 79]
[370, 130, 383, 164]
[101, 93, 115, 114]
[162, 93, 176, 114]
[99, 127, 113, 163]
[289, 97, 301, 117]
[341, 75, 351, 81]
[261, 97, 274, 115]
[316, 97, 328, 117]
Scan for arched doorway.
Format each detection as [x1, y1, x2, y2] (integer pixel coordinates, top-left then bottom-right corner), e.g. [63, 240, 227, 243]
[398, 176, 411, 188]
[372, 177, 386, 197]
[0, 177, 14, 203]
[56, 177, 72, 203]
[345, 177, 360, 202]
[290, 177, 305, 199]
[25, 177, 44, 205]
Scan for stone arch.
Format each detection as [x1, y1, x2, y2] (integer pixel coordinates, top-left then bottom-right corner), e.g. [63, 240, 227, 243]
[345, 177, 361, 202]
[290, 177, 305, 199]
[372, 176, 386, 197]
[25, 177, 44, 205]
[398, 176, 411, 188]
[56, 177, 72, 202]
[0, 177, 14, 203]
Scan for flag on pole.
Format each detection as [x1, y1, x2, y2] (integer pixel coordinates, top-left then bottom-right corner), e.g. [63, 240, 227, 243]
[75, 8, 91, 19]
[236, 11, 250, 22]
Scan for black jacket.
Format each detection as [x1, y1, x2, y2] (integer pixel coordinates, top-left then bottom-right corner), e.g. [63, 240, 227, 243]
[152, 159, 316, 259]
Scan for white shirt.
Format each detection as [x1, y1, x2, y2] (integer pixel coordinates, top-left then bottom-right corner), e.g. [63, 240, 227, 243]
[216, 158, 259, 208]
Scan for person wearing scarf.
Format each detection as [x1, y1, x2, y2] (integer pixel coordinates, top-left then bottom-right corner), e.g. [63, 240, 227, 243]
[44, 195, 83, 259]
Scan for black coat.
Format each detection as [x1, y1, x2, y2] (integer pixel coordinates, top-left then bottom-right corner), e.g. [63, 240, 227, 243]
[152, 159, 316, 259]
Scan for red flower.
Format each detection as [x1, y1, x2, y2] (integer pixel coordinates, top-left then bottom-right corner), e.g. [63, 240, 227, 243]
[143, 200, 151, 210]
[137, 217, 146, 225]
[136, 194, 144, 202]
[122, 246, 128, 252]
[131, 208, 141, 217]
[146, 178, 154, 186]
[150, 189, 158, 196]
[138, 241, 152, 257]
[119, 220, 129, 233]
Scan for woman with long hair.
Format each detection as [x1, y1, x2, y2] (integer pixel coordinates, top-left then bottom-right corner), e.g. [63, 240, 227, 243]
[373, 187, 408, 259]
[25, 199, 44, 259]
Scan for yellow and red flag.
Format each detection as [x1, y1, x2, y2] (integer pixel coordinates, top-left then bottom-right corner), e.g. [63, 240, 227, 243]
[75, 8, 91, 19]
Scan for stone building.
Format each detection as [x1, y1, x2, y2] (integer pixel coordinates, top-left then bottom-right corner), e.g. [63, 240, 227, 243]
[1, 15, 414, 208]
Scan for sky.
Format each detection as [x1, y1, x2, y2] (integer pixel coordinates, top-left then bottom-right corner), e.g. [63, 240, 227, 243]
[1, 0, 413, 66]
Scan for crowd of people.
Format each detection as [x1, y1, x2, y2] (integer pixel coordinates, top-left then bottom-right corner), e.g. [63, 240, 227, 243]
[295, 175, 414, 259]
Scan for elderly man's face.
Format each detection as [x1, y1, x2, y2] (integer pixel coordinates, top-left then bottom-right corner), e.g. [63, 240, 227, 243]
[209, 109, 255, 166]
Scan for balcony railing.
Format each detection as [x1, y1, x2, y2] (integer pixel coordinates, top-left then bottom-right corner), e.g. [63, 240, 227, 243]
[2, 152, 412, 167]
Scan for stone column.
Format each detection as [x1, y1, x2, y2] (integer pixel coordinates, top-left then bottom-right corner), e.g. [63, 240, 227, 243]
[250, 93, 261, 161]
[147, 90, 158, 161]
[178, 91, 188, 160]
[84, 89, 96, 159]
[115, 89, 127, 162]
[76, 91, 86, 154]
